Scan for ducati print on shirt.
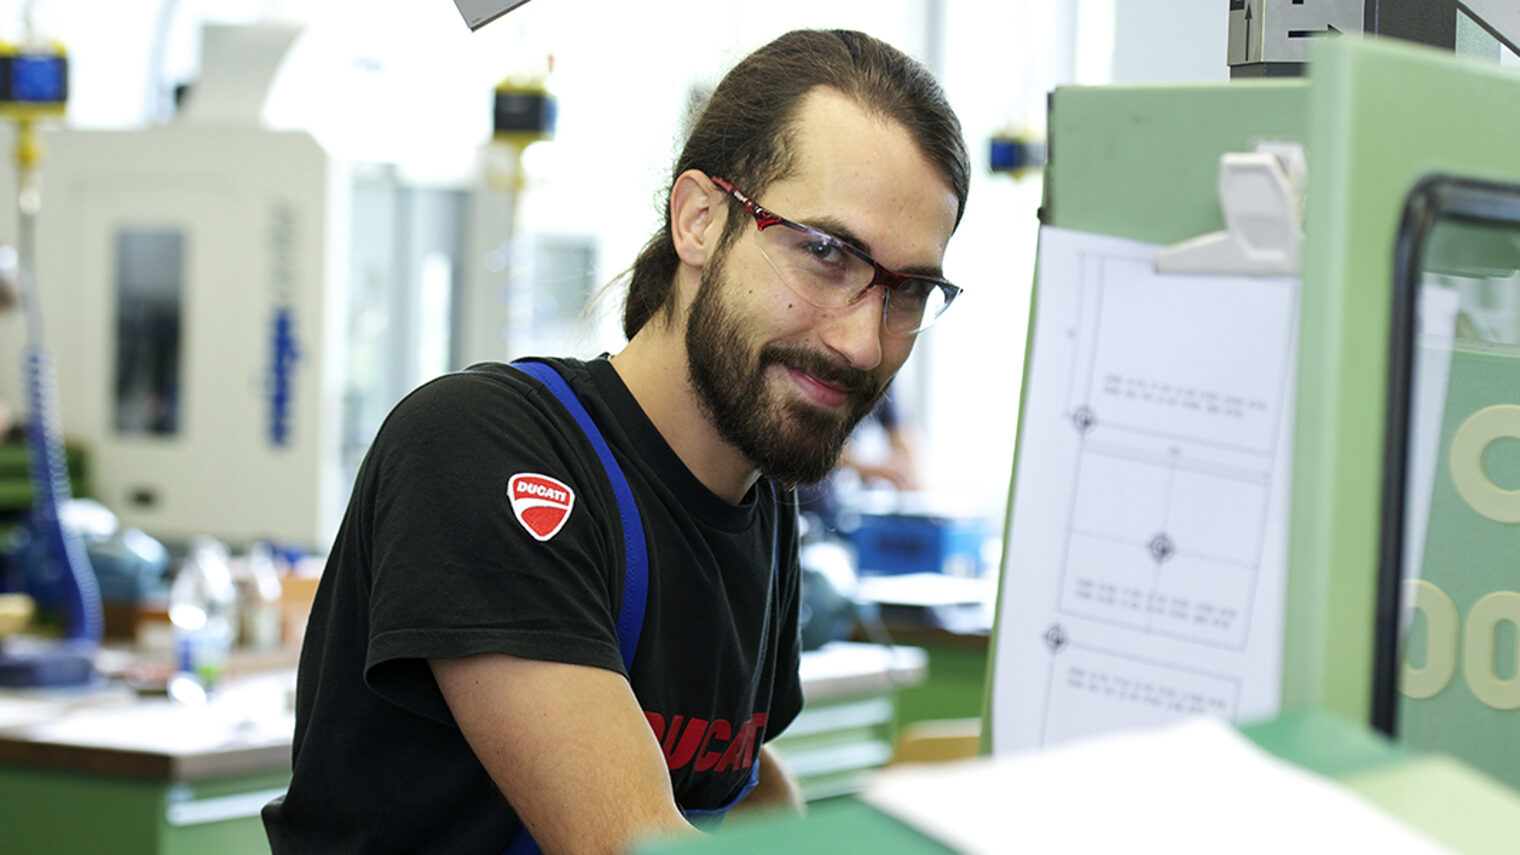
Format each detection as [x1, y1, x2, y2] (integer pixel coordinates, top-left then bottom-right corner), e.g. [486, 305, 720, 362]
[508, 473, 575, 541]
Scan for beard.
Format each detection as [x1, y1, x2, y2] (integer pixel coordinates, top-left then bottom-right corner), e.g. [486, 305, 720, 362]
[685, 248, 888, 488]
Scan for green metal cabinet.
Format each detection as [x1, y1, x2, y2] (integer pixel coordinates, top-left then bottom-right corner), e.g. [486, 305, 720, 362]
[997, 37, 1520, 779]
[0, 765, 286, 855]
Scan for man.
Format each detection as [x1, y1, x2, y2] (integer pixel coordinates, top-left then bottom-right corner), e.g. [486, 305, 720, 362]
[264, 28, 969, 855]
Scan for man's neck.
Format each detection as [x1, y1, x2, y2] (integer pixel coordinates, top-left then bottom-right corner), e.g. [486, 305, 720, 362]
[609, 323, 761, 505]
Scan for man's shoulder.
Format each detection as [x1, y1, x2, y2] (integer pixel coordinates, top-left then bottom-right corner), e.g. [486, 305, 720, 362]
[448, 356, 591, 392]
[458, 356, 590, 380]
[396, 357, 592, 412]
[363, 358, 598, 459]
[359, 357, 624, 529]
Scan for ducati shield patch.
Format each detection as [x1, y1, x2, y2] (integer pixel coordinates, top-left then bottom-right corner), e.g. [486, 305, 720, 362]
[507, 473, 576, 541]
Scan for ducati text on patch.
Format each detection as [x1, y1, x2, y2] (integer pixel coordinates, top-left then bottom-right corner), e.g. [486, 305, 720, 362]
[507, 473, 576, 541]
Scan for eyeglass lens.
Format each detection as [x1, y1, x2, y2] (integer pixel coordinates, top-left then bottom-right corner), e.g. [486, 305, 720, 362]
[759, 222, 951, 334]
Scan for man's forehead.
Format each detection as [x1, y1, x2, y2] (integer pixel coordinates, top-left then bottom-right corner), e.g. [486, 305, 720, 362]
[766, 121, 958, 264]
[784, 90, 952, 202]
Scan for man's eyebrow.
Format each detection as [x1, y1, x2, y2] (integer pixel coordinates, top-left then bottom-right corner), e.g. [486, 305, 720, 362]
[798, 216, 872, 254]
[798, 215, 946, 279]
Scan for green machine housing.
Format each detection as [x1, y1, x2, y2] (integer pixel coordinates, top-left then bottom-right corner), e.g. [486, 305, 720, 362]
[1012, 34, 1520, 789]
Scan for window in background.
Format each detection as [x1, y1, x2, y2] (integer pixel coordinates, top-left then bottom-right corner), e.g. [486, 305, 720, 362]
[113, 229, 185, 437]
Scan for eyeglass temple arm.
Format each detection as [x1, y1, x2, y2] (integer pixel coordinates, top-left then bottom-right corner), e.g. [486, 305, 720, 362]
[711, 175, 783, 230]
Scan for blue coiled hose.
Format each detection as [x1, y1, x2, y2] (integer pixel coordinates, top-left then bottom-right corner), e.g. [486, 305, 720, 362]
[22, 346, 103, 643]
[12, 116, 102, 647]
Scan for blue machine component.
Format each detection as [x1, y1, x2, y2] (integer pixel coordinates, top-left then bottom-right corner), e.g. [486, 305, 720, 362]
[5, 53, 67, 104]
[850, 512, 989, 578]
[89, 527, 170, 605]
[989, 134, 1047, 176]
[268, 306, 299, 447]
[492, 83, 556, 140]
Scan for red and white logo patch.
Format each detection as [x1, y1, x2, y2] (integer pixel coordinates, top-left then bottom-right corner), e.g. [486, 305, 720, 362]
[507, 473, 576, 542]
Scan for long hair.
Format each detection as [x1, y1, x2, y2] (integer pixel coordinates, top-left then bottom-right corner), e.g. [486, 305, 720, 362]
[621, 29, 970, 340]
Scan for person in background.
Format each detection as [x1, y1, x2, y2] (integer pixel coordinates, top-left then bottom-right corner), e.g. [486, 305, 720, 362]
[264, 28, 970, 855]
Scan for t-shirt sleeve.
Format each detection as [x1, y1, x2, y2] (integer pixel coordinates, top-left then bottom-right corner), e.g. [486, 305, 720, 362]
[360, 369, 626, 725]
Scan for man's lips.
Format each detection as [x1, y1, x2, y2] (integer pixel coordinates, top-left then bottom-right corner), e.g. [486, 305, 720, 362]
[760, 344, 875, 411]
[781, 364, 850, 409]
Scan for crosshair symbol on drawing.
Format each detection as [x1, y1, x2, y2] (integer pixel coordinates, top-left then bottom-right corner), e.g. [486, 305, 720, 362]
[1043, 623, 1068, 653]
[1149, 533, 1176, 564]
[1072, 406, 1096, 434]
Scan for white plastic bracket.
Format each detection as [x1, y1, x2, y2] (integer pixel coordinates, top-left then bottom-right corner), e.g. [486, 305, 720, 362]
[1154, 140, 1307, 276]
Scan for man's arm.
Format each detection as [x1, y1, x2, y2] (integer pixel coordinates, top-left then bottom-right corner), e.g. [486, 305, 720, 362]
[727, 744, 805, 818]
[430, 654, 698, 855]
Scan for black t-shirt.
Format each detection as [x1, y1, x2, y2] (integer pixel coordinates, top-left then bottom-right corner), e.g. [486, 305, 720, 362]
[263, 357, 804, 854]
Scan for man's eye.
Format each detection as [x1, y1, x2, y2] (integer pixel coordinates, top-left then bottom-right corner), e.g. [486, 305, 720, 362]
[800, 240, 845, 264]
[894, 279, 930, 299]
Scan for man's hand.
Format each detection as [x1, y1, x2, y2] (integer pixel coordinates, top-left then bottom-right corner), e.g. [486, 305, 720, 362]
[430, 654, 698, 855]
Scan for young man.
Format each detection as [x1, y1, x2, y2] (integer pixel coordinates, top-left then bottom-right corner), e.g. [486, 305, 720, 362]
[264, 28, 969, 855]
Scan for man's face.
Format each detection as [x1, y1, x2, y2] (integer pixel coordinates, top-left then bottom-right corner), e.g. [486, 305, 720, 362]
[684, 87, 959, 487]
[685, 247, 883, 486]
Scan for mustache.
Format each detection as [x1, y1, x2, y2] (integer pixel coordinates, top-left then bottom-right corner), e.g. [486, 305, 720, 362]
[759, 344, 878, 397]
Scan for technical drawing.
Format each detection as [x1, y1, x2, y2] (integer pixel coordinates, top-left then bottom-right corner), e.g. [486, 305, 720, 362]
[995, 227, 1298, 753]
[1040, 641, 1241, 746]
[1053, 250, 1292, 651]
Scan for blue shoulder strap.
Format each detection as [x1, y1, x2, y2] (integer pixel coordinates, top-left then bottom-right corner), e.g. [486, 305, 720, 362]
[502, 361, 770, 855]
[513, 360, 647, 671]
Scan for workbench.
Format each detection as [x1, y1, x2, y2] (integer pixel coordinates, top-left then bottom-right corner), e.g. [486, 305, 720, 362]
[0, 641, 923, 854]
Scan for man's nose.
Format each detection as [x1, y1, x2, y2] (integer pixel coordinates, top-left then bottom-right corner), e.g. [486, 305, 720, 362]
[817, 287, 884, 371]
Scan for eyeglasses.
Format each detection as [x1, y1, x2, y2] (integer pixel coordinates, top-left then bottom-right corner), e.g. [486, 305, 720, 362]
[710, 176, 961, 336]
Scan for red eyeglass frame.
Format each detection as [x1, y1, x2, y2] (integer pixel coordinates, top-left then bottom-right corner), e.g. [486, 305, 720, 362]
[708, 175, 961, 328]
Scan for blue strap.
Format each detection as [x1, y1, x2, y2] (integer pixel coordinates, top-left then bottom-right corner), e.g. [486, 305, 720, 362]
[501, 361, 773, 854]
[682, 761, 761, 828]
[500, 360, 651, 855]
[501, 827, 543, 855]
[513, 360, 647, 671]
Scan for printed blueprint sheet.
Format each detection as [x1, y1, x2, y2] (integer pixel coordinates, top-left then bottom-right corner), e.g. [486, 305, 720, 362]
[992, 227, 1299, 753]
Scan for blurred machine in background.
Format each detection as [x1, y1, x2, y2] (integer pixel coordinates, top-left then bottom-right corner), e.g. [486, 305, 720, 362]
[457, 60, 599, 370]
[0, 23, 535, 552]
[31, 120, 351, 550]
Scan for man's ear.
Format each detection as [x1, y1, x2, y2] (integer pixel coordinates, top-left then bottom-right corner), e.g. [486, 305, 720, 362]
[670, 170, 727, 267]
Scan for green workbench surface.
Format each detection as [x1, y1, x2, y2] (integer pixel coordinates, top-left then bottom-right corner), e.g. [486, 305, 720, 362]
[640, 798, 953, 855]
[1238, 707, 1408, 778]
[1245, 710, 1520, 854]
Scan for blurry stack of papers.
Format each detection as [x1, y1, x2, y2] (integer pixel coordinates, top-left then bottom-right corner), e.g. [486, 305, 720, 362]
[863, 716, 1451, 853]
